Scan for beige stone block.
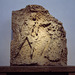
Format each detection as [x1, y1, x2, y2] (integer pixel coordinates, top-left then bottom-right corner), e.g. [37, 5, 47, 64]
[10, 5, 67, 66]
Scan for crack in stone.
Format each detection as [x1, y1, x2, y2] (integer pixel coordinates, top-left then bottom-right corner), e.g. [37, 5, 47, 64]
[44, 56, 60, 62]
[39, 23, 51, 28]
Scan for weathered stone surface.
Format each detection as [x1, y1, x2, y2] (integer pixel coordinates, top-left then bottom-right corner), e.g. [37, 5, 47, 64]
[11, 5, 67, 66]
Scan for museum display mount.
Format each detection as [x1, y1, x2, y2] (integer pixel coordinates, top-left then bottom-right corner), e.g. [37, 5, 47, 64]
[0, 66, 75, 75]
[0, 4, 75, 75]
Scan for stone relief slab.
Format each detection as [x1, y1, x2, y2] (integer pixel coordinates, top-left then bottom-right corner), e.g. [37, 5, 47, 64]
[11, 5, 67, 66]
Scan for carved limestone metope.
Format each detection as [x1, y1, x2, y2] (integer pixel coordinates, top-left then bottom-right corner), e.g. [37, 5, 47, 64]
[11, 5, 67, 66]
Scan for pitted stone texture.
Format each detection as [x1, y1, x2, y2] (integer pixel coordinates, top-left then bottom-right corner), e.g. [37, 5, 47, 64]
[11, 5, 67, 66]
